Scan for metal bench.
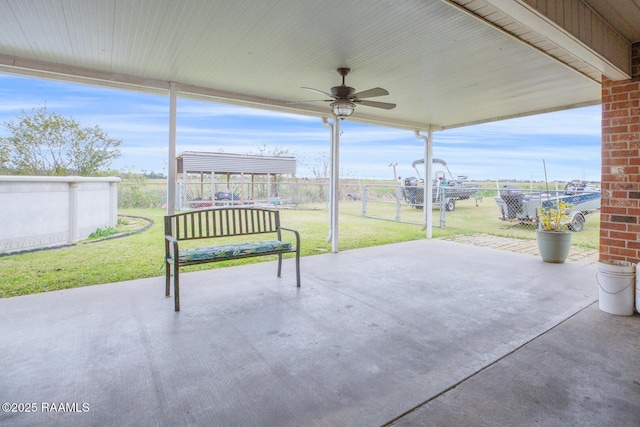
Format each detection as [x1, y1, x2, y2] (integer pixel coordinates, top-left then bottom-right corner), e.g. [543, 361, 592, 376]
[164, 207, 300, 311]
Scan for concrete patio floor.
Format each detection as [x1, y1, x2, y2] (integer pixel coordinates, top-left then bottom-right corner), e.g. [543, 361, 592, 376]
[1, 239, 638, 426]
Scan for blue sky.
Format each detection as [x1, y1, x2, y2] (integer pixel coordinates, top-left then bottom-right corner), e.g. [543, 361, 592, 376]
[0, 73, 602, 182]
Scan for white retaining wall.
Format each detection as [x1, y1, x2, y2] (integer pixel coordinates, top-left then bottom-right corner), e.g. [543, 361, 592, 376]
[0, 176, 120, 253]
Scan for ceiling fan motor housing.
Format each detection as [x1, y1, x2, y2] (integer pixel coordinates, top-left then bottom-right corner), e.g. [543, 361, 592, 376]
[291, 66, 395, 115]
[331, 85, 356, 99]
[332, 67, 355, 99]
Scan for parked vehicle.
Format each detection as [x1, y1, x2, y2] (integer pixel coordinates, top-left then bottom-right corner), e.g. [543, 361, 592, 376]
[214, 191, 243, 206]
[495, 180, 600, 232]
[403, 158, 481, 211]
[214, 191, 241, 201]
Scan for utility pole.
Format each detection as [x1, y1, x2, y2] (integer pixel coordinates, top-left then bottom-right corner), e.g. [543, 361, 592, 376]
[389, 163, 398, 182]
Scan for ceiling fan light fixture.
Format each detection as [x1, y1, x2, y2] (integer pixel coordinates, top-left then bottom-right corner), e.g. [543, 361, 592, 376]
[290, 68, 394, 116]
[331, 100, 355, 120]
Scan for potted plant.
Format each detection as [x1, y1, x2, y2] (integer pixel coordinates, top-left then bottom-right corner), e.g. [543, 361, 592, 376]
[536, 199, 573, 263]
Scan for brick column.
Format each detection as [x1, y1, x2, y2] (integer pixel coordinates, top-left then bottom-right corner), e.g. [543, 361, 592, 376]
[600, 42, 640, 262]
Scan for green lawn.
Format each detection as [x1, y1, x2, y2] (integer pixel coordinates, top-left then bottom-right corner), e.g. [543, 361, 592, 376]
[360, 196, 600, 249]
[0, 206, 426, 298]
[0, 201, 599, 298]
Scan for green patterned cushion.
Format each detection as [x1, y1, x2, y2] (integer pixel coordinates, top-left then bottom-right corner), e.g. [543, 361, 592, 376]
[178, 240, 292, 263]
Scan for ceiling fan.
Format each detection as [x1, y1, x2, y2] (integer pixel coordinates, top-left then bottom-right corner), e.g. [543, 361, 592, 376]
[289, 68, 396, 120]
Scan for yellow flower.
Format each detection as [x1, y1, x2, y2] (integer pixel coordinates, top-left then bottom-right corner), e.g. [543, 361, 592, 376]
[537, 199, 573, 231]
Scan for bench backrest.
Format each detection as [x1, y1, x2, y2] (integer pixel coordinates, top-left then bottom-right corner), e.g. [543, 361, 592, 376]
[165, 207, 281, 241]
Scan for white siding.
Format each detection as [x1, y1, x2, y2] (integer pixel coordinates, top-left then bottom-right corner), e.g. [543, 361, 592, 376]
[178, 152, 296, 175]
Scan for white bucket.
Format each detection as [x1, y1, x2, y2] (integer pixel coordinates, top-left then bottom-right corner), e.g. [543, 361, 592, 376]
[637, 264, 640, 314]
[597, 260, 635, 316]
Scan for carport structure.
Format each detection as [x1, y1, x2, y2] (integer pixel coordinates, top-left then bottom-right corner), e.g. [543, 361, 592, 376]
[176, 151, 297, 209]
[0, 0, 638, 258]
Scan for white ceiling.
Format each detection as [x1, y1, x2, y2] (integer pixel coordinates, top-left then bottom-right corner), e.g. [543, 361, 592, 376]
[0, 0, 636, 130]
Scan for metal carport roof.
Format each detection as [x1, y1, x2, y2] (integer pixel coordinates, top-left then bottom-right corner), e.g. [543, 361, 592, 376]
[177, 151, 296, 176]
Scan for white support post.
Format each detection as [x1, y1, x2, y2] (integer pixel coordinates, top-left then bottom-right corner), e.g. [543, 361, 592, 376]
[210, 171, 215, 206]
[426, 129, 433, 237]
[321, 118, 334, 246]
[240, 172, 245, 203]
[331, 117, 340, 253]
[415, 130, 433, 238]
[167, 82, 178, 215]
[267, 173, 272, 204]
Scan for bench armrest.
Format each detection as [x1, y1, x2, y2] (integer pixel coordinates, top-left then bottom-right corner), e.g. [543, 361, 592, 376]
[278, 226, 300, 249]
[164, 234, 180, 260]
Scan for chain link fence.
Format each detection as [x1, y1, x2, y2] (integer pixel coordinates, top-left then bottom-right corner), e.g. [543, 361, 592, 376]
[130, 176, 601, 249]
[175, 174, 366, 209]
[359, 181, 601, 247]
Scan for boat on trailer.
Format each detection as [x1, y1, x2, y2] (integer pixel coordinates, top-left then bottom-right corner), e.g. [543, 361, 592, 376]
[404, 158, 482, 211]
[495, 180, 600, 232]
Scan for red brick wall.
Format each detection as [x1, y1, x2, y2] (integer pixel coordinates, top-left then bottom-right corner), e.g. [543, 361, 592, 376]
[600, 42, 640, 262]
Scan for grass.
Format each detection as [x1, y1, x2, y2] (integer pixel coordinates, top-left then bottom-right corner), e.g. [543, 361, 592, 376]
[360, 194, 600, 249]
[0, 200, 599, 298]
[435, 199, 600, 249]
[0, 205, 425, 298]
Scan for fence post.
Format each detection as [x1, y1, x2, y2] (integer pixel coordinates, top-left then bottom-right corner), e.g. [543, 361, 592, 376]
[176, 181, 182, 210]
[396, 186, 402, 221]
[362, 185, 368, 216]
[439, 186, 446, 228]
[68, 181, 79, 244]
[110, 181, 118, 227]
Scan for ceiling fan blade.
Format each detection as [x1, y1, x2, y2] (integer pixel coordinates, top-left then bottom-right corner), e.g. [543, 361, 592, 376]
[286, 99, 333, 105]
[353, 87, 389, 99]
[358, 100, 396, 110]
[302, 87, 336, 99]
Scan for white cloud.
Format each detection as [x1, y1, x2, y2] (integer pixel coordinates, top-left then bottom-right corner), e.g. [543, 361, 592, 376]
[0, 74, 602, 181]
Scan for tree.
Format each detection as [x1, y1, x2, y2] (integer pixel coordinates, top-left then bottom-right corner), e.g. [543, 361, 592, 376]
[253, 144, 292, 158]
[310, 151, 330, 180]
[0, 106, 122, 176]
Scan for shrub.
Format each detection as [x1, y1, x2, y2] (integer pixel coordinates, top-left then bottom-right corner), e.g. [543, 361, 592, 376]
[116, 170, 165, 208]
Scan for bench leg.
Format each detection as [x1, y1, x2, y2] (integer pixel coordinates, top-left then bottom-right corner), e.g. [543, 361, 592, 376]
[174, 262, 180, 312]
[277, 252, 300, 287]
[295, 250, 301, 287]
[165, 260, 171, 297]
